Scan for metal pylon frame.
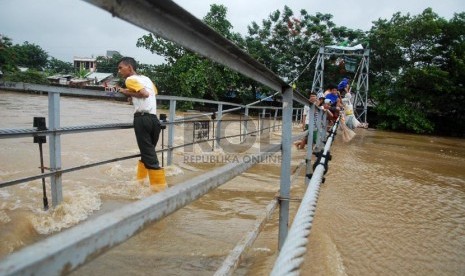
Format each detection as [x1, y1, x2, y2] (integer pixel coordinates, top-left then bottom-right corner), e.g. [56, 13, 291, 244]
[311, 47, 325, 95]
[353, 49, 370, 123]
[310, 46, 370, 123]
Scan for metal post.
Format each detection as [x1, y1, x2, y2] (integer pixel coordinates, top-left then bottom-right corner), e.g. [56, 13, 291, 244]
[305, 104, 316, 185]
[261, 108, 266, 134]
[273, 109, 278, 132]
[353, 49, 370, 124]
[278, 87, 293, 250]
[211, 113, 216, 151]
[267, 112, 272, 133]
[243, 107, 249, 140]
[33, 117, 49, 210]
[161, 132, 164, 167]
[322, 111, 328, 143]
[364, 49, 370, 124]
[167, 100, 176, 166]
[257, 113, 260, 137]
[311, 47, 325, 95]
[159, 114, 167, 167]
[215, 104, 223, 149]
[239, 114, 242, 142]
[48, 92, 62, 207]
[38, 143, 49, 210]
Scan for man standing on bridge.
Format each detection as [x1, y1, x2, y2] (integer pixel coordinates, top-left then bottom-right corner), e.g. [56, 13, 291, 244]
[117, 57, 167, 191]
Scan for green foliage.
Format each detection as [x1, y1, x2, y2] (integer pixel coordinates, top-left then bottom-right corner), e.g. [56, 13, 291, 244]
[137, 4, 243, 108]
[12, 41, 48, 70]
[136, 5, 365, 107]
[1, 35, 50, 76]
[369, 9, 465, 134]
[0, 35, 15, 72]
[46, 57, 73, 74]
[2, 69, 48, 84]
[95, 53, 123, 76]
[236, 7, 364, 93]
[75, 68, 89, 79]
[3, 6, 461, 135]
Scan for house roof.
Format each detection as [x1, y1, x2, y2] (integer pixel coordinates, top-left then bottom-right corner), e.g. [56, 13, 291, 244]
[69, 78, 91, 84]
[73, 57, 96, 62]
[86, 72, 113, 82]
[47, 74, 73, 80]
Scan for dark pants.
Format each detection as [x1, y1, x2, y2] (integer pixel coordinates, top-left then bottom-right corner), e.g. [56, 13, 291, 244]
[134, 114, 161, 169]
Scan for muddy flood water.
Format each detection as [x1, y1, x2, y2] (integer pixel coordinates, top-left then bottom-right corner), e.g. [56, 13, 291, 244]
[0, 91, 464, 275]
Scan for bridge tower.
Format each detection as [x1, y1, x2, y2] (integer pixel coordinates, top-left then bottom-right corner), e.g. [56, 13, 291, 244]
[311, 45, 370, 123]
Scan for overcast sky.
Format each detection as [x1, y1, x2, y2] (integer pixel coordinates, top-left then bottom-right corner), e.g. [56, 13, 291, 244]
[1, 0, 463, 65]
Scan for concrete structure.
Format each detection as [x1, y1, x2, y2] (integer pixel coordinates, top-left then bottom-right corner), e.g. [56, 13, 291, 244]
[73, 57, 96, 72]
[106, 50, 121, 57]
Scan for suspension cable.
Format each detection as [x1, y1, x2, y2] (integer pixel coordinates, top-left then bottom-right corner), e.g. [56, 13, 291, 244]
[289, 51, 319, 85]
[348, 57, 364, 93]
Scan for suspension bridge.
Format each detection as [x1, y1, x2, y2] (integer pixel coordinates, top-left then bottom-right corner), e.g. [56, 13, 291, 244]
[0, 0, 370, 275]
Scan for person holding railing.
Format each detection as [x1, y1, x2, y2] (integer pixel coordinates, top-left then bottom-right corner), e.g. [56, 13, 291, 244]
[295, 92, 332, 150]
[117, 57, 167, 192]
[295, 91, 318, 149]
[323, 84, 341, 126]
[338, 77, 350, 96]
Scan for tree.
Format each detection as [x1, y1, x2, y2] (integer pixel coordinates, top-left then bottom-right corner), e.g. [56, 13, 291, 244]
[137, 5, 366, 106]
[137, 4, 242, 107]
[242, 7, 365, 93]
[2, 69, 48, 84]
[13, 41, 49, 70]
[1, 36, 49, 84]
[75, 68, 89, 79]
[0, 34, 16, 72]
[95, 53, 123, 76]
[368, 8, 465, 134]
[46, 57, 73, 74]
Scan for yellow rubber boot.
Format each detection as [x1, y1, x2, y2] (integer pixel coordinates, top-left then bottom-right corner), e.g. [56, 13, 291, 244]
[148, 168, 167, 192]
[136, 160, 148, 184]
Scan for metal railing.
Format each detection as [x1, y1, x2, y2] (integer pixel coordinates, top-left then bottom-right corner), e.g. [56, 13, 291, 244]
[0, 0, 340, 274]
[271, 118, 340, 276]
[0, 87, 333, 275]
[0, 87, 290, 191]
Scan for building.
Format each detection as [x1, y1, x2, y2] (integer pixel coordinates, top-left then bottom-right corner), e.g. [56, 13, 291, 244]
[47, 74, 73, 85]
[106, 50, 121, 58]
[74, 57, 96, 72]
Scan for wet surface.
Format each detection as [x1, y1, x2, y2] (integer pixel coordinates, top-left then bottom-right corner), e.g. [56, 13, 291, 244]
[1, 91, 465, 275]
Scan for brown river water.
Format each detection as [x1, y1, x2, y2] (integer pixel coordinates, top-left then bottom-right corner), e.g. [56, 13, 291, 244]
[0, 91, 464, 275]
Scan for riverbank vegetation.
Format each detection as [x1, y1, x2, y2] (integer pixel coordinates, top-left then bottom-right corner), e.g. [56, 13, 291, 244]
[0, 5, 464, 136]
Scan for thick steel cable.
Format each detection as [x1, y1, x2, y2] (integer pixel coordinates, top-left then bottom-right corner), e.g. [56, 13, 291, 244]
[213, 159, 305, 276]
[270, 118, 340, 276]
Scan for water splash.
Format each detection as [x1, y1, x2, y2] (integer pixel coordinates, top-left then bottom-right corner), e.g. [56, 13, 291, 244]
[30, 187, 101, 235]
[0, 210, 11, 223]
[165, 165, 183, 177]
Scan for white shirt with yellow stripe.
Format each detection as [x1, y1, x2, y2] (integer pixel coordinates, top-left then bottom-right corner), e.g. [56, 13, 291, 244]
[125, 75, 158, 115]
